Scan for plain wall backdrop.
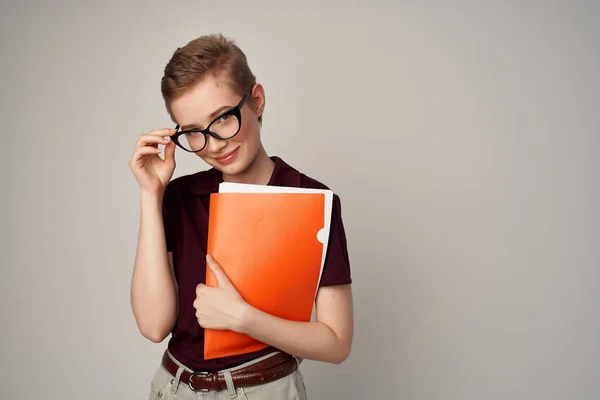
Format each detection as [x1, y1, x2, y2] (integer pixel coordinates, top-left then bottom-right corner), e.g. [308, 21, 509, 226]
[1, 1, 599, 399]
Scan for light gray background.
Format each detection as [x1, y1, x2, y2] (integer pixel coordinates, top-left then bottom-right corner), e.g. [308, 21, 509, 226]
[1, 1, 599, 399]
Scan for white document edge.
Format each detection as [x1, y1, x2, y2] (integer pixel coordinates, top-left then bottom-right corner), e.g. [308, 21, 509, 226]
[218, 182, 333, 317]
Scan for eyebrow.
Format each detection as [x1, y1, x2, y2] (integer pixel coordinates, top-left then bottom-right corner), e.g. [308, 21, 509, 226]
[180, 104, 234, 130]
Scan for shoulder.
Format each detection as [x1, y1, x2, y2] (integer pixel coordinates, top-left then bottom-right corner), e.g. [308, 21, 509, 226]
[289, 161, 341, 204]
[298, 172, 331, 191]
[272, 157, 343, 210]
[272, 156, 333, 192]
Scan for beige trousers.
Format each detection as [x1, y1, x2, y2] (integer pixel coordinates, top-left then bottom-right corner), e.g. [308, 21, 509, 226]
[148, 351, 308, 400]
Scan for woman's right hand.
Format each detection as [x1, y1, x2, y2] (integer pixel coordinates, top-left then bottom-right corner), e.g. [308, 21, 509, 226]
[129, 128, 177, 196]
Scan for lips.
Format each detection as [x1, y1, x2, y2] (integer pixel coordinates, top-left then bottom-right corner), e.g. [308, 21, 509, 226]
[214, 147, 240, 164]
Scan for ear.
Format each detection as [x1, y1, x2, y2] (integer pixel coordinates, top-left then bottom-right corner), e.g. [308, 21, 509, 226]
[250, 83, 266, 119]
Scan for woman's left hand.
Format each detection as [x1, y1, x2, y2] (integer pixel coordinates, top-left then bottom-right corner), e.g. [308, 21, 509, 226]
[193, 255, 250, 331]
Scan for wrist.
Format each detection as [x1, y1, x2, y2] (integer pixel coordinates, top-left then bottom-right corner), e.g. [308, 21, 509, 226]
[234, 302, 256, 334]
[141, 190, 164, 203]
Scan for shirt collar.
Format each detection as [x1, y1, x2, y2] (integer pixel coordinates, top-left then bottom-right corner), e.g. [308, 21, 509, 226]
[184, 156, 301, 197]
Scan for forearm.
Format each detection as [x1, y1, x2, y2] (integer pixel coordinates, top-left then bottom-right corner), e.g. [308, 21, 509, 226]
[238, 306, 351, 364]
[131, 191, 177, 342]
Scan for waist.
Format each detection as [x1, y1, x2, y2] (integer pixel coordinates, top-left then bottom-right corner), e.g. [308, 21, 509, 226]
[167, 337, 278, 372]
[161, 349, 298, 392]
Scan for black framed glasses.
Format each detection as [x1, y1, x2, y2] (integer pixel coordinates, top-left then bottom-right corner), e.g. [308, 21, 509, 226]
[172, 92, 249, 152]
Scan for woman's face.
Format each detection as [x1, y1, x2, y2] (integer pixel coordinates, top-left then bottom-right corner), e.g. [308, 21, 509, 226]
[169, 75, 265, 176]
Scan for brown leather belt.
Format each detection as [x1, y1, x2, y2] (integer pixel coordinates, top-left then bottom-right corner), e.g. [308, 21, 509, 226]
[161, 351, 298, 392]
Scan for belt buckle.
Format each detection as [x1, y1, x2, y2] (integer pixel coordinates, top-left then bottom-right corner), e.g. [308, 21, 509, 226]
[188, 371, 211, 392]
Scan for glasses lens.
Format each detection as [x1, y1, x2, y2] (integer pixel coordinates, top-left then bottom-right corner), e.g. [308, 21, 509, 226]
[178, 131, 206, 152]
[210, 114, 240, 139]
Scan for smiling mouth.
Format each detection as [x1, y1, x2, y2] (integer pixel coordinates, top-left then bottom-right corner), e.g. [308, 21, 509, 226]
[215, 147, 240, 162]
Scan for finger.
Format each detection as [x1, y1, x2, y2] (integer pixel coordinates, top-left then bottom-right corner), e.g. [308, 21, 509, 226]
[163, 139, 176, 166]
[206, 254, 232, 288]
[193, 296, 203, 310]
[147, 128, 177, 137]
[133, 146, 161, 160]
[136, 134, 169, 149]
[195, 283, 206, 296]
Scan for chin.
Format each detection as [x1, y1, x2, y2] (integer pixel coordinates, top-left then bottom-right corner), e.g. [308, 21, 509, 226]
[219, 162, 245, 175]
[216, 155, 252, 176]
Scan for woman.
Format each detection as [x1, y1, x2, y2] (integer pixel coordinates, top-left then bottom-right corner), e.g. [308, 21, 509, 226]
[129, 33, 353, 400]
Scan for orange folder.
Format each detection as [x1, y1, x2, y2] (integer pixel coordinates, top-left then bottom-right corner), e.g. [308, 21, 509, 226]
[204, 190, 329, 359]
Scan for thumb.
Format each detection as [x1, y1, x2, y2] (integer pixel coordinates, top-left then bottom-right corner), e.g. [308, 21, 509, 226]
[206, 254, 232, 288]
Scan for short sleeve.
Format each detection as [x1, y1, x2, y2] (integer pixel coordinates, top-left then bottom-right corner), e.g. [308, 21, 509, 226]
[162, 182, 177, 253]
[318, 194, 352, 286]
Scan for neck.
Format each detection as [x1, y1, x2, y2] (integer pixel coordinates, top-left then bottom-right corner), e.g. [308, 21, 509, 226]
[222, 144, 275, 185]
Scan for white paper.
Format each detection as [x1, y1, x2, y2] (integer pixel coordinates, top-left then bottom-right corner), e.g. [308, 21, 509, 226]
[218, 182, 333, 311]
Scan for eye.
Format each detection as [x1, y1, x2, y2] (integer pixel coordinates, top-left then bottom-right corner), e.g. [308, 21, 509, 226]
[216, 114, 231, 124]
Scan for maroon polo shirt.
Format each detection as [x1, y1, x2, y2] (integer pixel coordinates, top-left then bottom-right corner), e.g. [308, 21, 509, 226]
[161, 156, 352, 372]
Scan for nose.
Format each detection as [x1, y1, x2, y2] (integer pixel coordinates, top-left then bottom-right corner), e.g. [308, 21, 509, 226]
[205, 135, 227, 155]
